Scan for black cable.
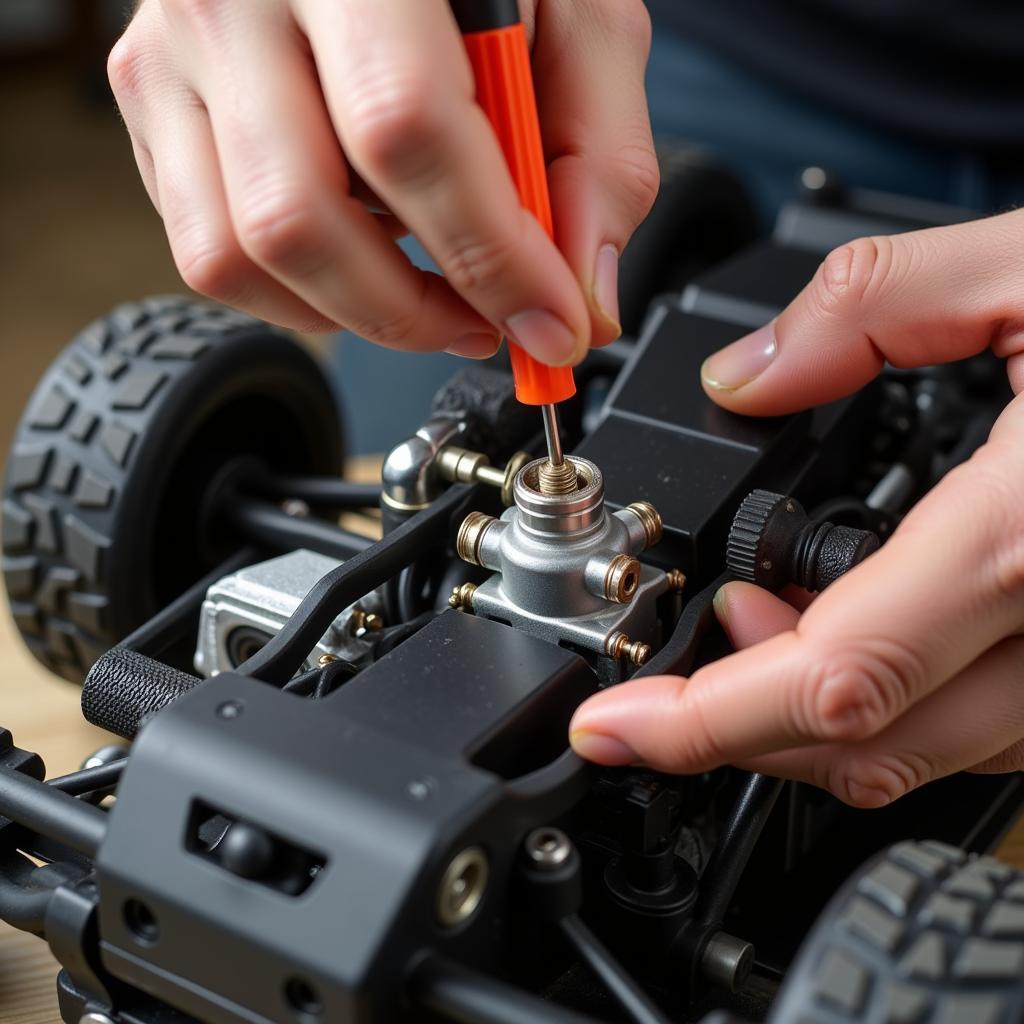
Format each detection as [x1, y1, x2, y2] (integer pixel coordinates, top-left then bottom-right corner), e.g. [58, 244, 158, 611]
[48, 759, 126, 797]
[0, 766, 108, 858]
[239, 484, 476, 684]
[695, 772, 785, 928]
[281, 666, 323, 696]
[559, 915, 672, 1024]
[396, 563, 423, 622]
[409, 954, 599, 1024]
[632, 572, 727, 680]
[230, 499, 374, 561]
[249, 474, 382, 509]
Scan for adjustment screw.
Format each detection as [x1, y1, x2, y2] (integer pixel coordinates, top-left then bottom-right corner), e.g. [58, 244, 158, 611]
[524, 827, 573, 871]
[436, 847, 489, 928]
[448, 582, 478, 611]
[665, 569, 687, 592]
[606, 632, 651, 666]
[317, 653, 338, 667]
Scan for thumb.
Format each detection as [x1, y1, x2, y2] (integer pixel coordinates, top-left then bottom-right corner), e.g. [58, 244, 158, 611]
[699, 209, 1024, 416]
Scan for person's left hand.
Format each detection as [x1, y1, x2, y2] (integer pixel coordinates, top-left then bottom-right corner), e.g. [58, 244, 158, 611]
[569, 208, 1024, 807]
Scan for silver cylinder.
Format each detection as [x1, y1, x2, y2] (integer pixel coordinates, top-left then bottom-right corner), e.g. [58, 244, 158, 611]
[513, 457, 604, 537]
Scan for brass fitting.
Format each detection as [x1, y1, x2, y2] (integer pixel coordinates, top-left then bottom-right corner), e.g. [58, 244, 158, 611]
[665, 569, 687, 592]
[317, 653, 338, 667]
[604, 555, 642, 604]
[605, 632, 651, 666]
[625, 501, 663, 549]
[439, 447, 531, 507]
[448, 582, 478, 611]
[456, 511, 498, 567]
[350, 610, 384, 637]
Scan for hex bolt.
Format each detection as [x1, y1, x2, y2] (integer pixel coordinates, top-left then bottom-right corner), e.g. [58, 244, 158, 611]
[448, 582, 478, 611]
[604, 555, 642, 604]
[439, 447, 531, 506]
[665, 569, 687, 592]
[456, 511, 498, 566]
[605, 632, 652, 666]
[436, 846, 489, 928]
[700, 931, 755, 993]
[524, 827, 573, 870]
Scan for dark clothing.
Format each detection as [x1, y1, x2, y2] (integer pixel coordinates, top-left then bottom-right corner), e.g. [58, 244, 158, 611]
[646, 1, 1024, 150]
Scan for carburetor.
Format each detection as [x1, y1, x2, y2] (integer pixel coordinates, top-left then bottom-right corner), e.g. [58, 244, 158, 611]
[452, 455, 682, 681]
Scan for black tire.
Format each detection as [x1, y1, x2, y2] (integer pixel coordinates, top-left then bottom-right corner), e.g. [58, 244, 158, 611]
[2, 296, 342, 682]
[769, 840, 1024, 1024]
[618, 146, 759, 337]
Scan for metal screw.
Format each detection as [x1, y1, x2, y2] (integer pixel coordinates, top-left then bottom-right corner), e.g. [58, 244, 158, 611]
[350, 610, 384, 637]
[665, 569, 687, 592]
[436, 847, 489, 927]
[216, 700, 243, 720]
[80, 1013, 117, 1024]
[439, 447, 531, 507]
[606, 632, 651, 666]
[524, 827, 573, 870]
[317, 653, 338, 667]
[449, 582, 478, 611]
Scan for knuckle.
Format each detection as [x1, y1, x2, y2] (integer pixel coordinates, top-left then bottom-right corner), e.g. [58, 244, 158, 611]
[345, 70, 444, 181]
[667, 682, 728, 770]
[609, 142, 661, 225]
[161, 0, 221, 32]
[813, 235, 893, 315]
[347, 306, 423, 351]
[828, 752, 930, 809]
[802, 640, 926, 742]
[441, 227, 522, 297]
[236, 194, 327, 274]
[175, 241, 248, 303]
[107, 32, 145, 102]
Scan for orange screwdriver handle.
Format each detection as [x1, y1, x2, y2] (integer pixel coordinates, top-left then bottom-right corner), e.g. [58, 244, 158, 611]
[456, 5, 577, 407]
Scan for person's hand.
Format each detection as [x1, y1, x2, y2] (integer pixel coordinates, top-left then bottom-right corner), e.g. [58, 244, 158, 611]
[570, 208, 1024, 807]
[108, 0, 657, 362]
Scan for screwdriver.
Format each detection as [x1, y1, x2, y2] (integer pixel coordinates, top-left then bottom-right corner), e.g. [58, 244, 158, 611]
[451, 0, 577, 488]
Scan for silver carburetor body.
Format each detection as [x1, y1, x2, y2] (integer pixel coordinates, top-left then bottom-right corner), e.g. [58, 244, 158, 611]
[194, 549, 383, 677]
[456, 456, 672, 674]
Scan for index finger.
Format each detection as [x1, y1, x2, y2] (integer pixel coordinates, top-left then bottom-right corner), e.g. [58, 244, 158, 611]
[299, 0, 591, 366]
[570, 397, 1024, 772]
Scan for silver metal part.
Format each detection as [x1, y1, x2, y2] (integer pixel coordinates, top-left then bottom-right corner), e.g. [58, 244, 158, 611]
[193, 549, 382, 677]
[542, 403, 565, 466]
[700, 931, 755, 993]
[524, 827, 573, 870]
[866, 462, 915, 514]
[436, 847, 489, 927]
[382, 416, 466, 511]
[461, 456, 667, 663]
[80, 1014, 117, 1024]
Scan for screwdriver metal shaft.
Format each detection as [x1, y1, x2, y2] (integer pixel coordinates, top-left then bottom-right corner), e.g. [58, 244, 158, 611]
[541, 403, 564, 467]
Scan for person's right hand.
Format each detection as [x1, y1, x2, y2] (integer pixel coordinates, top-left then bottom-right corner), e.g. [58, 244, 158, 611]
[108, 0, 658, 363]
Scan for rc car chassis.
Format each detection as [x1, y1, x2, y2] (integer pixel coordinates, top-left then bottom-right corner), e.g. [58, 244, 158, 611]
[2, 170, 1022, 1024]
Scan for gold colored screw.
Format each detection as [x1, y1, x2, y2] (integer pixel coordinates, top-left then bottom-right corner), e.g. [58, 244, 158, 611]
[350, 610, 384, 637]
[318, 653, 338, 667]
[605, 632, 651, 666]
[665, 569, 687, 592]
[449, 582, 478, 611]
[537, 459, 580, 496]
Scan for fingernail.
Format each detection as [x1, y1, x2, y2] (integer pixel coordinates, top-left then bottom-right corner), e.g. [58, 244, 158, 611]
[712, 585, 729, 626]
[701, 323, 777, 391]
[570, 729, 638, 765]
[593, 244, 621, 333]
[447, 332, 501, 359]
[505, 309, 579, 366]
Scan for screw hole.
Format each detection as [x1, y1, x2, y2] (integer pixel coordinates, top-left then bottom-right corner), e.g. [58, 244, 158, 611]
[622, 572, 637, 595]
[123, 899, 159, 945]
[284, 977, 323, 1019]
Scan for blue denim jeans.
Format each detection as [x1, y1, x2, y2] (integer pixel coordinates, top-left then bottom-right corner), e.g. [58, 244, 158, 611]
[333, 22, 1024, 454]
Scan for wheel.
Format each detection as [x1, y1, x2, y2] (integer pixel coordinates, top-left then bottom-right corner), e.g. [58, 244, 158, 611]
[769, 840, 1024, 1023]
[2, 296, 343, 682]
[617, 146, 759, 337]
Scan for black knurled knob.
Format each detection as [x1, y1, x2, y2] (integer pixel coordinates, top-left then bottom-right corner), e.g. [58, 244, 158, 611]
[727, 490, 880, 593]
